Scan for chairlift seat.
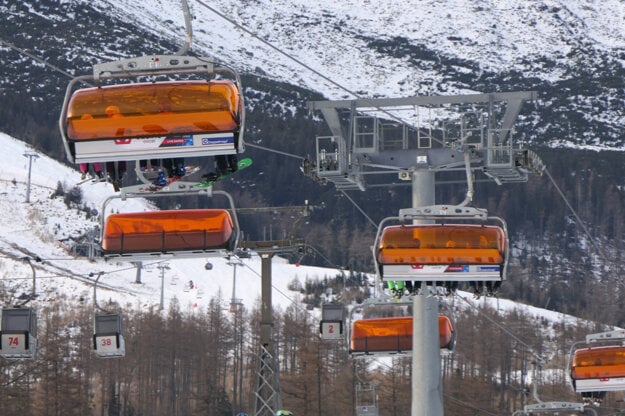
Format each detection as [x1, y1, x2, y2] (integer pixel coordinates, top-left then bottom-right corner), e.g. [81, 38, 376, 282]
[102, 209, 235, 255]
[350, 315, 454, 355]
[571, 345, 625, 392]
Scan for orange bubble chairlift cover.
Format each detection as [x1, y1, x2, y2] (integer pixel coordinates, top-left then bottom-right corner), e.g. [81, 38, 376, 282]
[102, 209, 235, 254]
[571, 345, 625, 381]
[66, 80, 241, 141]
[350, 315, 454, 354]
[378, 224, 505, 265]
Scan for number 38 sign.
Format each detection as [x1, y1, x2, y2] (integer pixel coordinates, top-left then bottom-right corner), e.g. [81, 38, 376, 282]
[95, 335, 117, 352]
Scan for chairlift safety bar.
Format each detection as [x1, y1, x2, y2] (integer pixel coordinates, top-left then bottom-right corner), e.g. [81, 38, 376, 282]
[93, 55, 217, 80]
[398, 205, 489, 221]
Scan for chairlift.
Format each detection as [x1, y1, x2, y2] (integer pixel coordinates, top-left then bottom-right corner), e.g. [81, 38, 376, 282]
[569, 330, 625, 406]
[0, 308, 38, 359]
[348, 298, 455, 356]
[93, 313, 126, 358]
[374, 205, 508, 295]
[59, 55, 245, 165]
[99, 190, 240, 262]
[356, 382, 379, 416]
[511, 359, 595, 415]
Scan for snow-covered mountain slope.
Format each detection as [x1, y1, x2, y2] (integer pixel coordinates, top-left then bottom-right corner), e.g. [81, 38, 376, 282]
[0, 130, 598, 340]
[0, 132, 338, 313]
[89, 0, 625, 98]
[4, 0, 625, 151]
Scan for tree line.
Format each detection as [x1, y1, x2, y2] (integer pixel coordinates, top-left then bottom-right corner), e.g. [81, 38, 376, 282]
[0, 282, 614, 416]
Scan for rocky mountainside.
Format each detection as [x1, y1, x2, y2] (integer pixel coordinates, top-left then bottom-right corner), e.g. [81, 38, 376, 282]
[2, 0, 625, 324]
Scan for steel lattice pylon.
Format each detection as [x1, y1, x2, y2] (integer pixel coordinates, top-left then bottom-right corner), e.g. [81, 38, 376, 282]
[253, 345, 282, 416]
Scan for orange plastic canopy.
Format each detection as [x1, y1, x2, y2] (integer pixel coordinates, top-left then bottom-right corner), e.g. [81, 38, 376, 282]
[102, 209, 234, 253]
[378, 224, 505, 265]
[350, 315, 454, 353]
[571, 345, 625, 380]
[66, 80, 241, 141]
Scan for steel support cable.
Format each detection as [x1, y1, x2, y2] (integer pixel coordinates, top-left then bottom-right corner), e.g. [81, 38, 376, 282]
[0, 37, 77, 79]
[245, 142, 305, 160]
[239, 260, 321, 324]
[245, 142, 379, 231]
[543, 167, 625, 301]
[194, 0, 361, 100]
[543, 167, 607, 260]
[455, 293, 546, 364]
[444, 395, 501, 416]
[339, 190, 379, 230]
[194, 0, 430, 133]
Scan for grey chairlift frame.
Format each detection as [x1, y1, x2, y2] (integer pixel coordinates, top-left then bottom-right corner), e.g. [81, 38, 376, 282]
[567, 330, 625, 396]
[58, 55, 245, 165]
[372, 204, 509, 283]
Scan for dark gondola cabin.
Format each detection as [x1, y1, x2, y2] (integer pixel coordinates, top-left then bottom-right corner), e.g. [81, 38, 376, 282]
[93, 313, 125, 358]
[0, 308, 38, 359]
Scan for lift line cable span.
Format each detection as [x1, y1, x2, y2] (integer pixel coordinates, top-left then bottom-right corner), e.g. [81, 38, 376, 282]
[0, 37, 78, 80]
[194, 0, 362, 101]
[244, 142, 305, 161]
[455, 293, 547, 365]
[194, 0, 440, 137]
[543, 166, 625, 292]
[543, 167, 607, 261]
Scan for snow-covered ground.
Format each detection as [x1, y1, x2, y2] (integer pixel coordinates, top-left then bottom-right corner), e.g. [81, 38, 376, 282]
[0, 131, 605, 351]
[0, 132, 339, 315]
[89, 0, 625, 99]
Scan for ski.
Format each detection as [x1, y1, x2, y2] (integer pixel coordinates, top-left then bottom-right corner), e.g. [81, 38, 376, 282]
[194, 157, 252, 189]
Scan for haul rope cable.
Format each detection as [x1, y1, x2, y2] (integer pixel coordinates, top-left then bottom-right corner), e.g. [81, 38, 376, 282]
[195, 0, 445, 143]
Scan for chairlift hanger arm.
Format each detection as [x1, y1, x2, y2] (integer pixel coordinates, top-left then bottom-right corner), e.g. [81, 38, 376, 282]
[586, 329, 625, 343]
[92, 55, 238, 82]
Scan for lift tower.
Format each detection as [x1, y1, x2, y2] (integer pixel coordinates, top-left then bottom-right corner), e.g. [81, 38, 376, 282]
[306, 91, 544, 416]
[238, 204, 308, 416]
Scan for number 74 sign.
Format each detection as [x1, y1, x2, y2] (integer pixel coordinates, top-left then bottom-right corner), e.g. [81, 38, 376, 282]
[1, 333, 27, 353]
